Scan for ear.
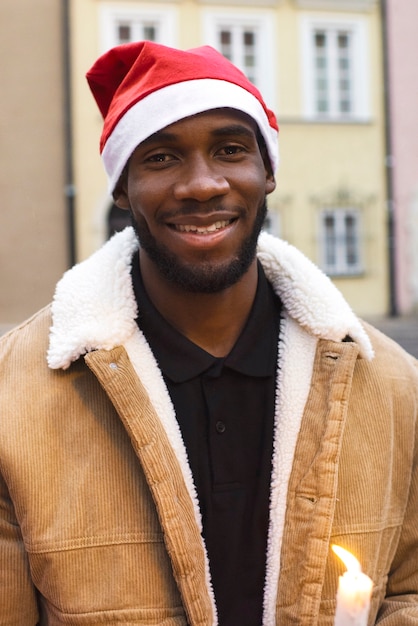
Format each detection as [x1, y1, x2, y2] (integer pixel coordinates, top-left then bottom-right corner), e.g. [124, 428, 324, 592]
[258, 135, 276, 195]
[112, 168, 130, 209]
[265, 168, 276, 195]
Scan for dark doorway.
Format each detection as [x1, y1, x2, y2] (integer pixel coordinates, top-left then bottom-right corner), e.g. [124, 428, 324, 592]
[107, 203, 131, 239]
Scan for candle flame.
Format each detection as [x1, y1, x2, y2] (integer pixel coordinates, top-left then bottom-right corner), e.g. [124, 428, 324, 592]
[332, 544, 362, 574]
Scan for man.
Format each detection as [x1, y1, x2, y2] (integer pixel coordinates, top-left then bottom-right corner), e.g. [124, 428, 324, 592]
[0, 41, 417, 625]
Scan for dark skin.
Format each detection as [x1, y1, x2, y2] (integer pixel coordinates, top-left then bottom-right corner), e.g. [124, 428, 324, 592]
[113, 109, 276, 357]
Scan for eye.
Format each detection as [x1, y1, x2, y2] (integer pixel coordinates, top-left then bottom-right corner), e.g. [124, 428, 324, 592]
[217, 144, 246, 157]
[146, 152, 175, 163]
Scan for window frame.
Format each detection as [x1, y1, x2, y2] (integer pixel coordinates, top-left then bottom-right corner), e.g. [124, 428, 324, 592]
[202, 10, 277, 109]
[99, 4, 178, 52]
[300, 14, 370, 121]
[296, 0, 377, 11]
[319, 207, 363, 276]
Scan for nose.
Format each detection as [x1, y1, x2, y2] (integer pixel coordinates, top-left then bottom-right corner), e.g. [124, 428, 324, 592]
[173, 156, 230, 201]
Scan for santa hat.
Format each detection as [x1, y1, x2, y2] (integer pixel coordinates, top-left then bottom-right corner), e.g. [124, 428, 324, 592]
[86, 41, 279, 193]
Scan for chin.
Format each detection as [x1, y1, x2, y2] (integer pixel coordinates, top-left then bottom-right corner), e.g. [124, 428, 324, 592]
[131, 199, 267, 293]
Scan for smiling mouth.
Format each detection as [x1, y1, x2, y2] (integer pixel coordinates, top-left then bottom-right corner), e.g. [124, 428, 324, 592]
[172, 219, 234, 235]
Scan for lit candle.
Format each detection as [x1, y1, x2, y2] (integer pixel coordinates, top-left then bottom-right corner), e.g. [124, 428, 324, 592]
[333, 544, 373, 626]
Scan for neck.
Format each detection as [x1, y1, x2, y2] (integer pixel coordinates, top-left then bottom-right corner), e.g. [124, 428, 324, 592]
[139, 252, 259, 357]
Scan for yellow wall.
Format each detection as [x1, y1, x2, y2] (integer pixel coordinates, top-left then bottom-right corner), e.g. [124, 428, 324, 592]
[273, 4, 388, 315]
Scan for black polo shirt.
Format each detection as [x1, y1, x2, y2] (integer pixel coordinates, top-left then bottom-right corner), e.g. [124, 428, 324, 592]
[131, 254, 281, 625]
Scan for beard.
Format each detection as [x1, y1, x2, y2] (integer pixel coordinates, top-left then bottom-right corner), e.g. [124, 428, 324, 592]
[129, 199, 268, 294]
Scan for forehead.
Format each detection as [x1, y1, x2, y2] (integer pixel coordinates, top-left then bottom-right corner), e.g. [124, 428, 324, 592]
[141, 108, 259, 144]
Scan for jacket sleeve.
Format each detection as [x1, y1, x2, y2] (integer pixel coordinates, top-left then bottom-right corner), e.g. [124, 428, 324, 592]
[375, 360, 418, 623]
[0, 471, 39, 625]
[0, 325, 40, 625]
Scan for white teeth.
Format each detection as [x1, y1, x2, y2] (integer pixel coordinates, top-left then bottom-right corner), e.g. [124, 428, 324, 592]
[175, 220, 231, 234]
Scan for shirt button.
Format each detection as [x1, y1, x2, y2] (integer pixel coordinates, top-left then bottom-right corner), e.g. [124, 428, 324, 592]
[215, 420, 226, 434]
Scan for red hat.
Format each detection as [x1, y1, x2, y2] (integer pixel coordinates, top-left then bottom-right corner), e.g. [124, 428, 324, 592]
[86, 40, 279, 192]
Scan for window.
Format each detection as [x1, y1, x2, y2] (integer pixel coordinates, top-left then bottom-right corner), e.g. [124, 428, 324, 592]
[301, 16, 369, 120]
[99, 5, 177, 51]
[319, 208, 362, 275]
[218, 27, 258, 86]
[202, 11, 276, 108]
[115, 21, 158, 45]
[313, 29, 353, 115]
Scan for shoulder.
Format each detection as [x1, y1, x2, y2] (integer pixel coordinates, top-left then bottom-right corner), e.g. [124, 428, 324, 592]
[363, 321, 417, 374]
[0, 306, 100, 439]
[0, 305, 52, 368]
[0, 307, 58, 441]
[354, 320, 418, 407]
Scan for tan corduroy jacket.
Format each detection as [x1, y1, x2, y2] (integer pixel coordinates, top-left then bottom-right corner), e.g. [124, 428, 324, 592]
[1, 228, 418, 625]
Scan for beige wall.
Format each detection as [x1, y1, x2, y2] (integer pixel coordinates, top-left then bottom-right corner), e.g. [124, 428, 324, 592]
[0, 0, 68, 328]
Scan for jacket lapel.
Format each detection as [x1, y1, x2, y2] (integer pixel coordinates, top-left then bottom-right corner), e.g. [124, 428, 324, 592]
[275, 339, 360, 624]
[84, 345, 216, 626]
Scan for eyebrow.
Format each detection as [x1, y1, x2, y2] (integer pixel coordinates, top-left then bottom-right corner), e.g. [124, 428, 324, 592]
[140, 130, 177, 146]
[210, 124, 256, 139]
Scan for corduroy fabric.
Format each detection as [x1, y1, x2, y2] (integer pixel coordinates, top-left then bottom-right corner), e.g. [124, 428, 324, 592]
[0, 310, 193, 624]
[1, 309, 418, 624]
[276, 331, 418, 625]
[85, 346, 214, 625]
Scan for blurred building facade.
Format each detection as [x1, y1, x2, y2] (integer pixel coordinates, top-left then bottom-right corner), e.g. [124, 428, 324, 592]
[70, 0, 388, 318]
[4, 0, 417, 327]
[384, 0, 418, 314]
[0, 0, 68, 329]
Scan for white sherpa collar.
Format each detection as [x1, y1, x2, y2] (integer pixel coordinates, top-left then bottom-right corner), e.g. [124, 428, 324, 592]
[47, 226, 373, 370]
[48, 227, 139, 369]
[257, 231, 373, 359]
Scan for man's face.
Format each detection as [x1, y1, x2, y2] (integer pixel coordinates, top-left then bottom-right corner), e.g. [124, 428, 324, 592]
[114, 109, 276, 293]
